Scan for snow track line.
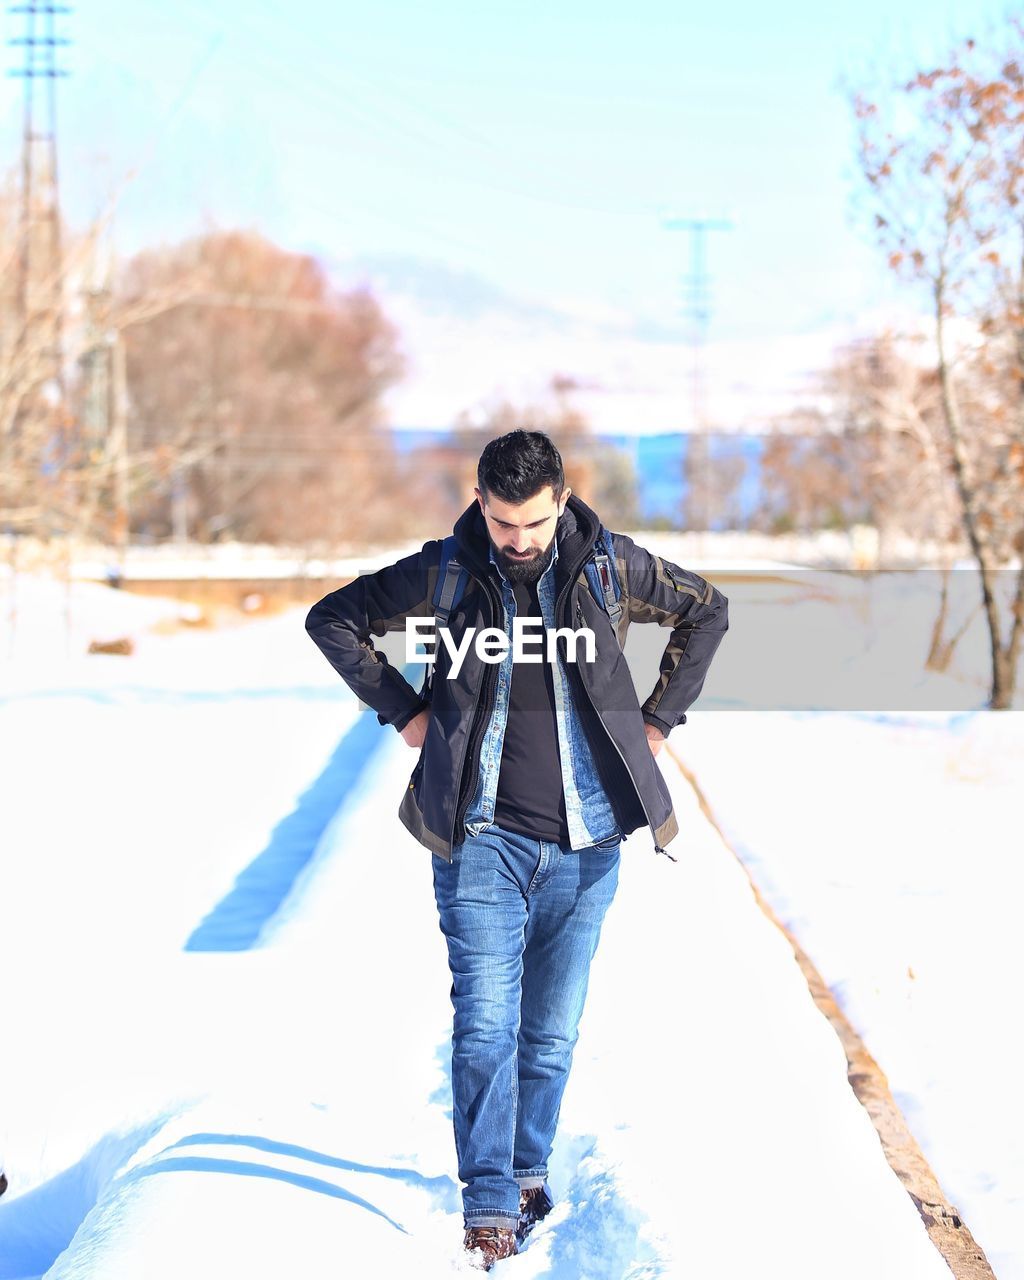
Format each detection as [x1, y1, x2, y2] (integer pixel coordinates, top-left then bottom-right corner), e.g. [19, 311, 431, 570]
[184, 684, 400, 951]
[664, 741, 997, 1280]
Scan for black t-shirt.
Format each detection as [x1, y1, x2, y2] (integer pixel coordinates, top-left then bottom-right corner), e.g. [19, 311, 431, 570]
[492, 576, 571, 844]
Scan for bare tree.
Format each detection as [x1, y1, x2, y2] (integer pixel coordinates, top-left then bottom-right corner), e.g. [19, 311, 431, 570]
[115, 228, 406, 549]
[2, 178, 236, 535]
[852, 20, 1024, 706]
[1, 165, 224, 654]
[750, 423, 870, 536]
[833, 334, 990, 669]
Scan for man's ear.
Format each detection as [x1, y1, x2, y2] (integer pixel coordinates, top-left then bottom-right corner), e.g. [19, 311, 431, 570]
[473, 487, 485, 515]
[559, 486, 572, 515]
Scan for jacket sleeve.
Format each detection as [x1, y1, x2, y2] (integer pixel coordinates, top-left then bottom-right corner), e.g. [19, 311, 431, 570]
[304, 541, 440, 732]
[611, 531, 729, 737]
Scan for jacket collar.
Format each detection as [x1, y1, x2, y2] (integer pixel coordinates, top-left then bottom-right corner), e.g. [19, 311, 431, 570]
[452, 492, 601, 598]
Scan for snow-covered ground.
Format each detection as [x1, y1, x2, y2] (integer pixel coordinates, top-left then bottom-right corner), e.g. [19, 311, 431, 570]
[0, 558, 1019, 1278]
[688, 708, 1024, 1279]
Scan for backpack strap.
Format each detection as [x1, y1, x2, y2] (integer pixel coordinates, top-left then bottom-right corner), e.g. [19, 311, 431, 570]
[436, 531, 618, 626]
[584, 528, 622, 627]
[420, 536, 468, 699]
[426, 532, 620, 698]
[432, 534, 468, 625]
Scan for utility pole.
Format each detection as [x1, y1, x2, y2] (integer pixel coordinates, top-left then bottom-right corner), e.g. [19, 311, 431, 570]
[80, 279, 130, 554]
[9, 1, 69, 393]
[664, 216, 731, 554]
[2, 1, 69, 654]
[5, 0, 71, 543]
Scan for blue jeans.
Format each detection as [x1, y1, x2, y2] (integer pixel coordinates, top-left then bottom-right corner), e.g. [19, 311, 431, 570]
[432, 822, 621, 1228]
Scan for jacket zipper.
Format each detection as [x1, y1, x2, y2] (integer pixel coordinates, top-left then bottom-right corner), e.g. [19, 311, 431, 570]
[451, 659, 498, 846]
[443, 542, 676, 862]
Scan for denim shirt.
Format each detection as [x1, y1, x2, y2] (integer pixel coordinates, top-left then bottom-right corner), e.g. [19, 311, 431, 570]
[463, 536, 620, 849]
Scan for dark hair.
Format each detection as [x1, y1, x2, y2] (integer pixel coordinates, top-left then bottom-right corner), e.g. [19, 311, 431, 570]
[477, 430, 564, 506]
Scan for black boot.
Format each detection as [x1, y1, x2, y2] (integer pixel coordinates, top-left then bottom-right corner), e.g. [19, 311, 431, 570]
[516, 1182, 554, 1244]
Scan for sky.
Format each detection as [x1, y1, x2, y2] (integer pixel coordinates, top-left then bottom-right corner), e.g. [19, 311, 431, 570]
[0, 0, 1016, 426]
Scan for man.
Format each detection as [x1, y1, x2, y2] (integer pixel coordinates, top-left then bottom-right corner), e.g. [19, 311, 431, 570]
[304, 430, 729, 1270]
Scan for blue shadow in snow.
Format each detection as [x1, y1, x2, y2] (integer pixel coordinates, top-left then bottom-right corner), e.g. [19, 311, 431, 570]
[428, 1038, 454, 1122]
[185, 665, 424, 952]
[160, 1132, 458, 1210]
[0, 1116, 170, 1280]
[0, 1123, 460, 1276]
[125, 1156, 411, 1233]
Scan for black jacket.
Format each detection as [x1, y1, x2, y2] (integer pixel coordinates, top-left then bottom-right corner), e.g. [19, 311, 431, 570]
[304, 493, 729, 862]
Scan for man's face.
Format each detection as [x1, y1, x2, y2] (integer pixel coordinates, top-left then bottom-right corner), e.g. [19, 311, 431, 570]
[475, 484, 571, 585]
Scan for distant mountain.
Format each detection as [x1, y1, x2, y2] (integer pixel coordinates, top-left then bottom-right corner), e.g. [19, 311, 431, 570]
[326, 251, 890, 436]
[335, 252, 571, 327]
[332, 251, 690, 343]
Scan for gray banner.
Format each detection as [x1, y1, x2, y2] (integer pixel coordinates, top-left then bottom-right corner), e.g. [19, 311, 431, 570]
[369, 569, 1022, 712]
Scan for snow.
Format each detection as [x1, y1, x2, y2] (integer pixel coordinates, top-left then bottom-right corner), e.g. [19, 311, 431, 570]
[687, 708, 1024, 1280]
[0, 557, 1019, 1278]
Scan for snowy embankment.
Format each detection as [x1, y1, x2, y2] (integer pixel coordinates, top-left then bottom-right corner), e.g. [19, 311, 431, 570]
[688, 708, 1024, 1280]
[0, 572, 960, 1278]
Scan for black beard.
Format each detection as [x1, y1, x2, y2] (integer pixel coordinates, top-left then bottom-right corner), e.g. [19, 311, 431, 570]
[494, 537, 554, 586]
